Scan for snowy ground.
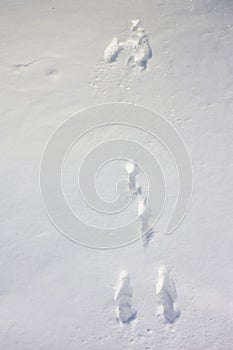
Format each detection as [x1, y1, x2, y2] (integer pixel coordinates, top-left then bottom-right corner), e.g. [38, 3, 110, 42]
[1, 0, 233, 349]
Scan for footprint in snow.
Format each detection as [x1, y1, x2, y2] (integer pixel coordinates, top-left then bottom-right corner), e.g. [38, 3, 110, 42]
[156, 266, 180, 324]
[114, 270, 137, 324]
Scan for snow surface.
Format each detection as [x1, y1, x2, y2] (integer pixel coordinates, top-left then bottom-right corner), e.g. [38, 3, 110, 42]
[1, 0, 233, 349]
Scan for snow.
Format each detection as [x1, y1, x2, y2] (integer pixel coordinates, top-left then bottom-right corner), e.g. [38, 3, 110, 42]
[114, 270, 137, 324]
[156, 266, 180, 324]
[1, 0, 233, 349]
[104, 38, 121, 63]
[104, 19, 152, 69]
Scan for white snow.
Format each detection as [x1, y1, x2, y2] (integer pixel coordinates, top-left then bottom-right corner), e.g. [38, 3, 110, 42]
[104, 37, 122, 63]
[156, 266, 180, 323]
[127, 19, 152, 70]
[114, 270, 136, 324]
[1, 0, 233, 349]
[125, 160, 141, 195]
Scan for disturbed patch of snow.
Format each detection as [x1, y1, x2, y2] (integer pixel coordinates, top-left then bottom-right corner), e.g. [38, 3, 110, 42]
[125, 161, 141, 195]
[125, 161, 154, 247]
[104, 37, 122, 63]
[104, 19, 152, 70]
[114, 270, 137, 324]
[127, 19, 152, 70]
[156, 266, 180, 324]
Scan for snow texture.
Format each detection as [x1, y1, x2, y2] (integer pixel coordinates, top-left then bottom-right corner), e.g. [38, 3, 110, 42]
[127, 19, 152, 70]
[125, 161, 141, 195]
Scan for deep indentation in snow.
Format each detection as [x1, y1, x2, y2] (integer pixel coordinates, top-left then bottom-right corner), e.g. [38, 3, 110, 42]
[104, 19, 152, 70]
[104, 37, 122, 63]
[127, 19, 152, 70]
[156, 266, 180, 324]
[125, 161, 154, 247]
[114, 270, 137, 324]
[125, 161, 141, 196]
[90, 19, 151, 90]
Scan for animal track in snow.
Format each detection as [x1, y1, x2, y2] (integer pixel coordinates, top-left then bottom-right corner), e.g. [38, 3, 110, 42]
[156, 266, 180, 324]
[89, 20, 152, 91]
[125, 161, 141, 196]
[104, 37, 122, 63]
[125, 161, 154, 248]
[138, 196, 150, 231]
[114, 270, 137, 324]
[104, 19, 152, 70]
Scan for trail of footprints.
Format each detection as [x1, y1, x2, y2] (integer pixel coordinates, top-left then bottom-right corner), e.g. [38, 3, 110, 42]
[93, 19, 179, 331]
[113, 161, 180, 328]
